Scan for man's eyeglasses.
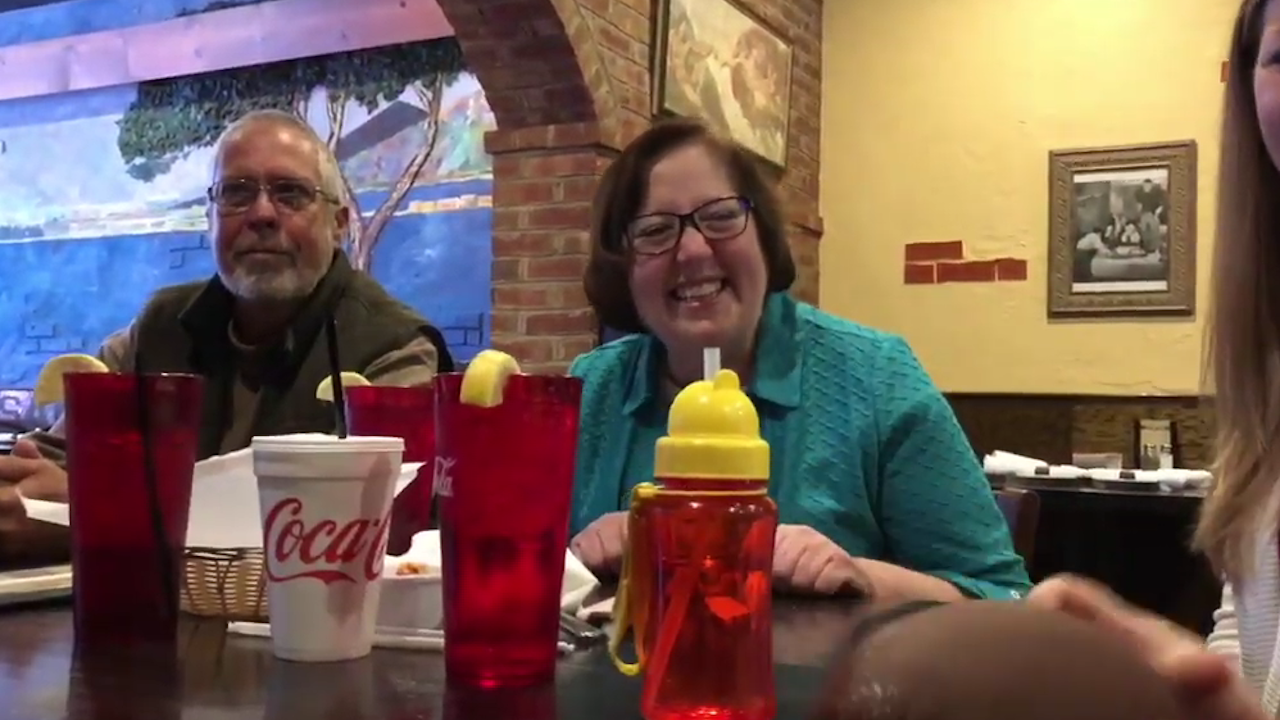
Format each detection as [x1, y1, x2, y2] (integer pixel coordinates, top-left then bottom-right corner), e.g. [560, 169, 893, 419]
[624, 196, 753, 256]
[207, 179, 339, 214]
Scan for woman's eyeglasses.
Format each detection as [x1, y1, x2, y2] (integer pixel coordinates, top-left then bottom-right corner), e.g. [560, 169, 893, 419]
[624, 196, 753, 256]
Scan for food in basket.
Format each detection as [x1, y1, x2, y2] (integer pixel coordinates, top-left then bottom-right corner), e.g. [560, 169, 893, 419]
[395, 560, 438, 576]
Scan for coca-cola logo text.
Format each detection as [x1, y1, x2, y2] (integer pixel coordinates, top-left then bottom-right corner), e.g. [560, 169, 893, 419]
[433, 456, 456, 498]
[263, 497, 390, 584]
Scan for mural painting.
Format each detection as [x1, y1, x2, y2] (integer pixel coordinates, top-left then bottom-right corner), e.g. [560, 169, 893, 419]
[0, 36, 496, 428]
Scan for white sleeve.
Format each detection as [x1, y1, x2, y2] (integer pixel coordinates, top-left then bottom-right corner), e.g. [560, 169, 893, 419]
[1206, 582, 1242, 669]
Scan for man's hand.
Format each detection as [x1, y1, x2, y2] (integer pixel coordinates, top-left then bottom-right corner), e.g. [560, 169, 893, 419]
[1028, 574, 1268, 720]
[569, 511, 629, 578]
[0, 439, 69, 533]
[773, 524, 869, 596]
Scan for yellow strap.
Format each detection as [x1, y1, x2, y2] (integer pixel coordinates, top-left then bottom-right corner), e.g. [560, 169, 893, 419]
[608, 583, 641, 675]
[608, 484, 651, 676]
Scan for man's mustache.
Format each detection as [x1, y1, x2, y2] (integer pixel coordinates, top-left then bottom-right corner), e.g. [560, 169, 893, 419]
[233, 234, 293, 256]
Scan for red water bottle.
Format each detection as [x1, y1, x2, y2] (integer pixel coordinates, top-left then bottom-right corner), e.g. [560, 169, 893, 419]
[612, 369, 777, 720]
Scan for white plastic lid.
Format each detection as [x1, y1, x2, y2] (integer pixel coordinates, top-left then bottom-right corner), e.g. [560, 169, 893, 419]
[251, 432, 404, 454]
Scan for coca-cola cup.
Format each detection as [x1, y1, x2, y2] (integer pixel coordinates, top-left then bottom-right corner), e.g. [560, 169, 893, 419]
[251, 433, 405, 663]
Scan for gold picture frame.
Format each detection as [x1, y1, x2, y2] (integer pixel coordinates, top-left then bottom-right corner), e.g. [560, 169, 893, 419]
[650, 0, 793, 169]
[1047, 141, 1197, 318]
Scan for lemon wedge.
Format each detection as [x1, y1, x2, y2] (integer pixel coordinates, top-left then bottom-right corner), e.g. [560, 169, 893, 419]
[33, 353, 110, 406]
[315, 371, 372, 402]
[460, 349, 521, 408]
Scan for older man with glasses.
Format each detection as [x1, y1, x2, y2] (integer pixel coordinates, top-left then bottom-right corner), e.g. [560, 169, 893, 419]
[0, 109, 452, 564]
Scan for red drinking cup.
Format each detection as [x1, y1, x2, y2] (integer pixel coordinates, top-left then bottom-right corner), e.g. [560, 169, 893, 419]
[63, 372, 202, 649]
[345, 384, 436, 556]
[434, 372, 582, 688]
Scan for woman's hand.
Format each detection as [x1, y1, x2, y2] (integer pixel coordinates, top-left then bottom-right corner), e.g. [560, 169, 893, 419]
[773, 524, 869, 596]
[569, 511, 629, 579]
[1027, 574, 1268, 720]
[774, 524, 965, 601]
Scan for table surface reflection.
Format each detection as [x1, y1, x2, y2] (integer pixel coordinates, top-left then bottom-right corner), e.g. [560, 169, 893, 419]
[0, 598, 862, 720]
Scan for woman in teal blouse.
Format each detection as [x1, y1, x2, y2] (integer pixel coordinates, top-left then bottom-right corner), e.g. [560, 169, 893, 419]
[566, 118, 1030, 601]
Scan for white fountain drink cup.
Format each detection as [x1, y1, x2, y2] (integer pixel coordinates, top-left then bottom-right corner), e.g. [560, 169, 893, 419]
[252, 433, 405, 662]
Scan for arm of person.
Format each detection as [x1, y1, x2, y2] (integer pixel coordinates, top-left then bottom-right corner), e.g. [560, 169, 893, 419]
[362, 334, 439, 387]
[1206, 583, 1242, 669]
[869, 335, 1032, 601]
[0, 325, 136, 566]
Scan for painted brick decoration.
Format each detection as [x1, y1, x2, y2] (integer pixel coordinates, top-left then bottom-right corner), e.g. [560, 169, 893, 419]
[903, 240, 1028, 285]
[436, 0, 825, 372]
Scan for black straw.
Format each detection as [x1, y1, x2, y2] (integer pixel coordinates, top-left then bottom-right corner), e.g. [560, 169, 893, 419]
[325, 315, 348, 438]
[134, 355, 178, 625]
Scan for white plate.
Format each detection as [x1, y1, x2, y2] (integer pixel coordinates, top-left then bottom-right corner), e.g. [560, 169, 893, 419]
[0, 564, 72, 606]
[227, 621, 574, 654]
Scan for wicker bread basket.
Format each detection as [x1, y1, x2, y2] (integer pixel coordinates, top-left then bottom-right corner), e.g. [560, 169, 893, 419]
[180, 547, 268, 622]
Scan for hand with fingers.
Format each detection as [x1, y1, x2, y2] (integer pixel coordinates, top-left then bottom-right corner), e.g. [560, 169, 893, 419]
[0, 439, 69, 534]
[773, 524, 870, 596]
[569, 511, 629, 579]
[1027, 574, 1268, 720]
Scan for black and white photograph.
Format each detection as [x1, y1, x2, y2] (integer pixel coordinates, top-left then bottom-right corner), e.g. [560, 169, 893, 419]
[1047, 141, 1197, 318]
[1070, 168, 1169, 292]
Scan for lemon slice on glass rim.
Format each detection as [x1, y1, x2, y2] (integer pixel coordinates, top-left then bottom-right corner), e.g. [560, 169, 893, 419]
[460, 349, 521, 408]
[315, 371, 372, 403]
[33, 353, 110, 406]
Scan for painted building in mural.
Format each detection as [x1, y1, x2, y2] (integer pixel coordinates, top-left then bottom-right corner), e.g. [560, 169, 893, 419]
[0, 0, 495, 427]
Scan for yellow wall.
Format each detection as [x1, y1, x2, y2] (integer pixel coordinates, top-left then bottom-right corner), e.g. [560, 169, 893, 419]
[819, 0, 1239, 395]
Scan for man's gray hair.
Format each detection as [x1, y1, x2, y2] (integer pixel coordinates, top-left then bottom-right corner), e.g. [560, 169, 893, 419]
[211, 109, 349, 207]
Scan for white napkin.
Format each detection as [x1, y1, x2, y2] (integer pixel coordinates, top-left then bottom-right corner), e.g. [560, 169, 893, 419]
[384, 530, 601, 612]
[982, 450, 1050, 475]
[19, 444, 424, 549]
[19, 497, 68, 526]
[1088, 467, 1212, 491]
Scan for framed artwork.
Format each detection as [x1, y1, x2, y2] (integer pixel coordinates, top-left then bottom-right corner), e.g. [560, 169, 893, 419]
[651, 0, 794, 169]
[1046, 140, 1197, 318]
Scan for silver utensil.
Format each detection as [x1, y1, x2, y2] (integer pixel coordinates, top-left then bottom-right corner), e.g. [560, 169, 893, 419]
[559, 612, 606, 648]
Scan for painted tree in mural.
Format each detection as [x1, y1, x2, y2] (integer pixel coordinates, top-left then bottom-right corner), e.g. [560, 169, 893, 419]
[115, 38, 465, 269]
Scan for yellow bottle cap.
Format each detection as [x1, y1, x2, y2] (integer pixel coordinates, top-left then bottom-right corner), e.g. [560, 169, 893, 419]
[654, 369, 769, 481]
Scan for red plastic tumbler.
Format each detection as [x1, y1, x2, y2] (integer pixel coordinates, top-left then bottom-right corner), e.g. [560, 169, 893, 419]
[63, 372, 202, 649]
[434, 372, 582, 688]
[345, 384, 436, 556]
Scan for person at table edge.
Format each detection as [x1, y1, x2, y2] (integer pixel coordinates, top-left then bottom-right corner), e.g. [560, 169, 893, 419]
[0, 109, 451, 564]
[567, 118, 1030, 601]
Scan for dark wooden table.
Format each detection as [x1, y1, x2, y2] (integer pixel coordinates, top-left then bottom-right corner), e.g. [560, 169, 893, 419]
[0, 598, 860, 720]
[1005, 480, 1219, 636]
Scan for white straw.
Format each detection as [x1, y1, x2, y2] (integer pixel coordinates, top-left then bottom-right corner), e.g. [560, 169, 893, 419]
[702, 347, 721, 381]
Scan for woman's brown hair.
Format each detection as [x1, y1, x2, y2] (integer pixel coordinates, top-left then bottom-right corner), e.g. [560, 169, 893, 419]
[1194, 0, 1280, 584]
[583, 118, 796, 333]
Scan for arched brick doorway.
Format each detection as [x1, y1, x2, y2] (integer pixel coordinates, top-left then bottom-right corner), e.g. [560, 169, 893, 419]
[435, 0, 628, 373]
[437, 0, 823, 371]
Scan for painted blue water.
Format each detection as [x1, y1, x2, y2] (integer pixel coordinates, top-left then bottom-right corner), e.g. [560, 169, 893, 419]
[0, 179, 492, 388]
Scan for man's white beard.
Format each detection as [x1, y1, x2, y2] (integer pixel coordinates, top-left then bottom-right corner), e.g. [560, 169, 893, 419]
[219, 267, 317, 301]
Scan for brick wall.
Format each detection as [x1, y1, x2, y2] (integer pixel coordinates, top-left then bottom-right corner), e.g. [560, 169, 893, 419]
[437, 0, 825, 372]
[902, 240, 1029, 285]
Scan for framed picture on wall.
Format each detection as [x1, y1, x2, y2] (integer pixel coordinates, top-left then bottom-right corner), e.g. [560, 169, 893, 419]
[1046, 140, 1197, 318]
[650, 0, 793, 169]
